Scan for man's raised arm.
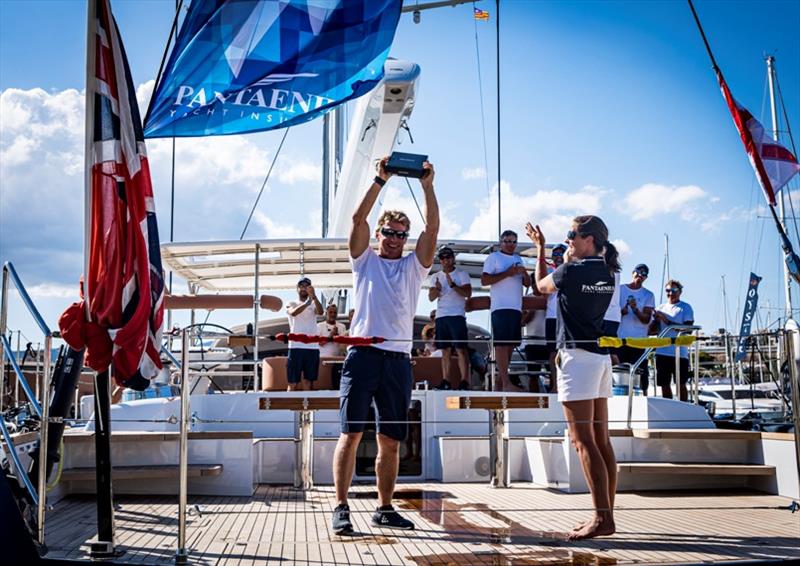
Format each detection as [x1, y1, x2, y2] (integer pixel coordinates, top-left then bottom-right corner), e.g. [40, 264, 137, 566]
[349, 157, 392, 259]
[415, 161, 440, 268]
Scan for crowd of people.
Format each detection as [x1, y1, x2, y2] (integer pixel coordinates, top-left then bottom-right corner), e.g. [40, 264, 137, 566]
[280, 156, 696, 540]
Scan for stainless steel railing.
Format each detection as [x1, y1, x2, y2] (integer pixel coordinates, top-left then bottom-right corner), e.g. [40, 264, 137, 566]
[625, 324, 701, 428]
[0, 262, 54, 546]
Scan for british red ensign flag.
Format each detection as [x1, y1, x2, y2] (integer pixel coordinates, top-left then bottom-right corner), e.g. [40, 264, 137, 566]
[716, 69, 800, 206]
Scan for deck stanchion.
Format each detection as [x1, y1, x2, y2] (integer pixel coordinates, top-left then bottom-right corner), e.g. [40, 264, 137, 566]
[694, 329, 700, 404]
[176, 328, 190, 564]
[294, 406, 314, 490]
[36, 334, 52, 546]
[489, 406, 508, 488]
[783, 329, 800, 502]
[626, 362, 635, 429]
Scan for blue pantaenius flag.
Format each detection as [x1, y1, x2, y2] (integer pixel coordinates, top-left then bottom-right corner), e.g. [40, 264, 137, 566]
[143, 0, 402, 138]
[734, 273, 762, 362]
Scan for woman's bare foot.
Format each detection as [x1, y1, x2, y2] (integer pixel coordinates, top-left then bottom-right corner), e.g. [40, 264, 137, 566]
[567, 515, 615, 540]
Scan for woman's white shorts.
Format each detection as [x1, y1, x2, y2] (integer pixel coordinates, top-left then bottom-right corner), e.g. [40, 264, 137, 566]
[556, 348, 612, 403]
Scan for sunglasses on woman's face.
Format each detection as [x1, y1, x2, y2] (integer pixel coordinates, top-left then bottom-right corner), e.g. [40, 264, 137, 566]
[566, 230, 584, 241]
[380, 227, 409, 239]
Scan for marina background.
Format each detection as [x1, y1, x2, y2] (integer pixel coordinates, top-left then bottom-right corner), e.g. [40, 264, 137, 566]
[1, 0, 799, 340]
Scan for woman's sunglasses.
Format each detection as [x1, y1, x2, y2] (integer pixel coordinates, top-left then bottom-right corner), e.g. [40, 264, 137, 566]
[566, 230, 584, 241]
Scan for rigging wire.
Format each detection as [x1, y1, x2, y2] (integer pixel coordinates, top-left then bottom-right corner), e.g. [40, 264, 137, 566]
[471, 1, 492, 202]
[240, 128, 291, 240]
[773, 68, 800, 247]
[142, 0, 184, 127]
[404, 177, 426, 224]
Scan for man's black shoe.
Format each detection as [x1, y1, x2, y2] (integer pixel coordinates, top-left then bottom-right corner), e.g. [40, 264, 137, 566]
[457, 380, 470, 391]
[332, 503, 353, 535]
[371, 505, 415, 530]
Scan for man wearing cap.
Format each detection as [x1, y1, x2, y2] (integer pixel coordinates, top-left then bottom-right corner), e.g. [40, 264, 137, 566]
[617, 264, 656, 394]
[428, 246, 472, 390]
[285, 278, 324, 391]
[653, 280, 694, 401]
[331, 157, 438, 535]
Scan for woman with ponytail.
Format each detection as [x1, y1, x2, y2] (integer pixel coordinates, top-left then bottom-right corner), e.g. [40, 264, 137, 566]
[525, 215, 618, 540]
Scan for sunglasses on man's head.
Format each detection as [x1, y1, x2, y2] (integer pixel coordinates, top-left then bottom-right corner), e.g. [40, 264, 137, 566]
[502, 239, 517, 244]
[552, 251, 564, 257]
[634, 270, 648, 278]
[665, 287, 680, 294]
[380, 227, 409, 239]
[439, 254, 454, 260]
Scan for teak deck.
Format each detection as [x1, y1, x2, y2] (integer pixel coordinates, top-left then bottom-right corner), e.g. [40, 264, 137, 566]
[43, 483, 800, 565]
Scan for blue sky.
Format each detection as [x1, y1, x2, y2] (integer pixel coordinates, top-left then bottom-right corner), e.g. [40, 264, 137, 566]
[1, 0, 799, 344]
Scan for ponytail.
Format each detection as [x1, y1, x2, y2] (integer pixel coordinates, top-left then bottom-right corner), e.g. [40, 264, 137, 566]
[573, 214, 620, 274]
[603, 242, 621, 274]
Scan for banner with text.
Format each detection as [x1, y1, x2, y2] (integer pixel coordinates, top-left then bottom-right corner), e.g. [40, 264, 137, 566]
[734, 273, 762, 362]
[144, 0, 401, 138]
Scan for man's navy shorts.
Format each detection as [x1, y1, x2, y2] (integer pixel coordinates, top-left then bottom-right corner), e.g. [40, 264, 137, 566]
[287, 348, 320, 383]
[435, 315, 468, 350]
[655, 354, 690, 386]
[491, 309, 522, 346]
[339, 346, 413, 441]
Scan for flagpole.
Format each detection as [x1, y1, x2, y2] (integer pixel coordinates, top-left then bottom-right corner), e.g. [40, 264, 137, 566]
[84, 0, 96, 319]
[767, 56, 793, 319]
[86, 1, 118, 558]
[495, 0, 501, 240]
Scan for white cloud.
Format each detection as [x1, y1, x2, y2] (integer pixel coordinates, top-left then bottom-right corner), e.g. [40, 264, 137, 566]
[276, 159, 321, 185]
[17, 283, 78, 300]
[461, 181, 607, 242]
[619, 183, 707, 221]
[461, 167, 487, 180]
[611, 238, 631, 258]
[252, 209, 320, 239]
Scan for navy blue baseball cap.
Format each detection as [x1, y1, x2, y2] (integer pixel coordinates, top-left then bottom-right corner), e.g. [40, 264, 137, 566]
[633, 264, 649, 276]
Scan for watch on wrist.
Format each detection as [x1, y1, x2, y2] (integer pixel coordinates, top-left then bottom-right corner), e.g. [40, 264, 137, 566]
[374, 176, 386, 187]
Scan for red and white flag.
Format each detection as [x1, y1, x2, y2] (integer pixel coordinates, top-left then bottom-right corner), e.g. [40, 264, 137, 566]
[717, 70, 800, 206]
[61, 0, 164, 390]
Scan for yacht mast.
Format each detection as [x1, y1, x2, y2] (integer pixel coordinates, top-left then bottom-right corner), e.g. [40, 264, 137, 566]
[322, 108, 343, 237]
[766, 56, 793, 320]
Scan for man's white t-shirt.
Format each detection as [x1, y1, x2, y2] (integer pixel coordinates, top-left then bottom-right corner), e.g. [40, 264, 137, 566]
[286, 301, 319, 350]
[317, 320, 347, 357]
[654, 300, 695, 358]
[428, 269, 470, 318]
[524, 307, 547, 346]
[350, 247, 430, 354]
[604, 271, 622, 323]
[483, 251, 525, 312]
[618, 284, 656, 338]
